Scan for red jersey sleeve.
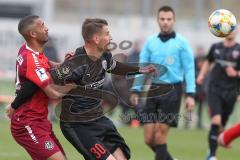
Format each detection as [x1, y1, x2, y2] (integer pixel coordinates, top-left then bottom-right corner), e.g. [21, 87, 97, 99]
[24, 53, 50, 89]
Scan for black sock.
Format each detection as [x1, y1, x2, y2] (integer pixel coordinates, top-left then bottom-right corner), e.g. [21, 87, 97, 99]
[208, 124, 220, 157]
[155, 144, 168, 160]
[151, 146, 156, 152]
[166, 151, 173, 160]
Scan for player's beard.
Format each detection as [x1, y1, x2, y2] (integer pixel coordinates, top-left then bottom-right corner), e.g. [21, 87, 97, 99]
[38, 37, 48, 45]
[104, 42, 111, 52]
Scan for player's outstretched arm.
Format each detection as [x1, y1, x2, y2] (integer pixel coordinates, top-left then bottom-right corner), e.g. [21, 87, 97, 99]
[43, 83, 76, 99]
[109, 61, 158, 76]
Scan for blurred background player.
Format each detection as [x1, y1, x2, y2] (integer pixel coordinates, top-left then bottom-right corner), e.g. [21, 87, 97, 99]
[197, 28, 240, 160]
[185, 46, 207, 129]
[130, 6, 195, 160]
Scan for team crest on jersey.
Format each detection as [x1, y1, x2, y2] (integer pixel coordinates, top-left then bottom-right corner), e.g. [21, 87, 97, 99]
[62, 66, 70, 74]
[166, 56, 174, 65]
[45, 141, 54, 150]
[35, 68, 48, 82]
[232, 50, 240, 59]
[214, 49, 220, 54]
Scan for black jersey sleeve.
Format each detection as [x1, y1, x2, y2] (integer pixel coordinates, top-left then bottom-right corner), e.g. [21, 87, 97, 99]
[102, 52, 140, 75]
[236, 55, 240, 70]
[50, 54, 85, 85]
[11, 80, 39, 109]
[206, 44, 215, 63]
[110, 61, 140, 76]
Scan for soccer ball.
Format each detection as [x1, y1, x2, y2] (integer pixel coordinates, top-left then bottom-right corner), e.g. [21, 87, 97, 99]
[208, 9, 237, 37]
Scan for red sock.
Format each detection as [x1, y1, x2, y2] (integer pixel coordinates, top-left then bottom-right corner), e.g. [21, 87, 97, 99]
[223, 123, 240, 145]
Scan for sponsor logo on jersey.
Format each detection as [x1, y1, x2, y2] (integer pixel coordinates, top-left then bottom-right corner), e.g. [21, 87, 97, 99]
[85, 78, 105, 89]
[36, 68, 49, 82]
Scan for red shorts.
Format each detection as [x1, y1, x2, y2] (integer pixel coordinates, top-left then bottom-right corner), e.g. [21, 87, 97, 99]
[11, 117, 65, 160]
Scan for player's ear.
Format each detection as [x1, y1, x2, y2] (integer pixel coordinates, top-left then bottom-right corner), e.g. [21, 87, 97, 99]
[93, 34, 100, 44]
[29, 30, 37, 38]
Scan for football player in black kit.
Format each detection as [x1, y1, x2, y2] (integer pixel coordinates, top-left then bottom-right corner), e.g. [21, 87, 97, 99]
[197, 28, 240, 160]
[7, 18, 166, 160]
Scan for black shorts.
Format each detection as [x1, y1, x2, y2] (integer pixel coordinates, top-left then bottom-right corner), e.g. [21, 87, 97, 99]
[137, 83, 182, 127]
[60, 116, 130, 160]
[208, 86, 238, 126]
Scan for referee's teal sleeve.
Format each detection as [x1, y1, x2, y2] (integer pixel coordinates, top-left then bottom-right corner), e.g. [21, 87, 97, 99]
[180, 39, 196, 93]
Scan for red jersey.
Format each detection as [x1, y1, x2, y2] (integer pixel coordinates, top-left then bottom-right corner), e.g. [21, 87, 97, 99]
[14, 44, 51, 121]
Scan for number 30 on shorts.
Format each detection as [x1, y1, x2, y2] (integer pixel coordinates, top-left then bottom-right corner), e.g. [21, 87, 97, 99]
[90, 143, 106, 159]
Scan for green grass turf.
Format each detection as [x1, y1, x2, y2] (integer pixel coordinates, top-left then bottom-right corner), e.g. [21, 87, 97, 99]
[1, 79, 240, 160]
[0, 120, 240, 160]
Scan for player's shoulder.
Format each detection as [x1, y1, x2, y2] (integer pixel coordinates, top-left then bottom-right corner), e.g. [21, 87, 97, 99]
[211, 41, 223, 49]
[75, 46, 85, 56]
[235, 42, 240, 49]
[17, 44, 33, 63]
[145, 34, 159, 42]
[18, 44, 29, 57]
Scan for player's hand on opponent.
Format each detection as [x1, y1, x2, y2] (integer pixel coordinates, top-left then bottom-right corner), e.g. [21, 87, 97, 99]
[185, 96, 195, 111]
[139, 64, 158, 77]
[130, 93, 139, 106]
[64, 51, 75, 61]
[5, 104, 15, 119]
[225, 66, 238, 77]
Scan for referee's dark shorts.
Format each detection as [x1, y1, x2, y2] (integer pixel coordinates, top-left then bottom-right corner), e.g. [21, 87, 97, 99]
[137, 82, 182, 127]
[60, 116, 130, 160]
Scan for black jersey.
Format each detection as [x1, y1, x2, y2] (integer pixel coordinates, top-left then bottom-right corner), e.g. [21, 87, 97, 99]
[61, 47, 117, 112]
[207, 42, 240, 90]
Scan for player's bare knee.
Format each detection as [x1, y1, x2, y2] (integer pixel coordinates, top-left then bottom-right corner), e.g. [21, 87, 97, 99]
[144, 134, 155, 146]
[154, 132, 167, 144]
[112, 148, 128, 160]
[211, 115, 221, 125]
[106, 154, 117, 160]
[47, 151, 66, 160]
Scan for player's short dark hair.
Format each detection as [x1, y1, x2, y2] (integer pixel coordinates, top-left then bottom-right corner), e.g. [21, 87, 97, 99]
[158, 6, 175, 16]
[18, 15, 39, 36]
[82, 18, 108, 41]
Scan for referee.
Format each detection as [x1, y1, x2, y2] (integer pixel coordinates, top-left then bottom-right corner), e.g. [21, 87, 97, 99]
[130, 6, 196, 160]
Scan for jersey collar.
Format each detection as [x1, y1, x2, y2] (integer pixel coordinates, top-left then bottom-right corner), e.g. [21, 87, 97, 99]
[158, 31, 176, 42]
[25, 44, 40, 55]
